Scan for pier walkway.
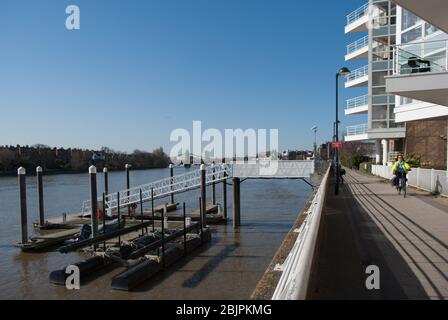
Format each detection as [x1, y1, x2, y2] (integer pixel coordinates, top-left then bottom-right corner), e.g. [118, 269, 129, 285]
[308, 169, 448, 300]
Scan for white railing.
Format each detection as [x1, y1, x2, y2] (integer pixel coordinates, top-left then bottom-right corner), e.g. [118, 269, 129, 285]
[346, 65, 369, 83]
[371, 165, 448, 197]
[82, 164, 232, 214]
[81, 161, 318, 214]
[393, 39, 448, 75]
[272, 166, 330, 300]
[345, 123, 368, 136]
[233, 160, 315, 178]
[346, 3, 369, 26]
[346, 94, 368, 110]
[347, 35, 369, 55]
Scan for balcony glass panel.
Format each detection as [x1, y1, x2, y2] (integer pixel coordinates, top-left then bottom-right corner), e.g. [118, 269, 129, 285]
[372, 94, 393, 105]
[394, 39, 448, 75]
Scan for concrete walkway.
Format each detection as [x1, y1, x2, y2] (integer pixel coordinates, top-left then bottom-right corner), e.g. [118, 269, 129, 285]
[308, 169, 448, 300]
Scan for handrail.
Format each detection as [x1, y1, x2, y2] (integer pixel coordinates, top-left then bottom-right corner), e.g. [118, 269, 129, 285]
[346, 65, 368, 82]
[347, 35, 369, 55]
[346, 94, 368, 110]
[346, 3, 369, 26]
[272, 166, 330, 299]
[345, 123, 368, 136]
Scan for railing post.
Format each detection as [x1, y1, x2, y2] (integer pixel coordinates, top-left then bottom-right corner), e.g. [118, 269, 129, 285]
[18, 167, 28, 244]
[161, 204, 166, 269]
[233, 177, 241, 228]
[89, 165, 99, 238]
[430, 168, 435, 193]
[36, 166, 45, 226]
[222, 163, 227, 220]
[200, 164, 207, 228]
[169, 163, 174, 204]
[183, 202, 187, 256]
[417, 167, 420, 188]
[151, 187, 155, 232]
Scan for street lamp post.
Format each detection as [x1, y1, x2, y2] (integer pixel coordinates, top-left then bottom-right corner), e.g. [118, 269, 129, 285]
[311, 126, 317, 158]
[335, 67, 351, 195]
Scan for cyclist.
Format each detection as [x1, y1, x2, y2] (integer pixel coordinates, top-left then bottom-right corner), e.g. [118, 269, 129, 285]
[391, 154, 411, 189]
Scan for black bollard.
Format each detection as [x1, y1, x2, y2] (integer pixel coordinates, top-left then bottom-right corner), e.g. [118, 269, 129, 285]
[36, 166, 45, 226]
[18, 167, 28, 244]
[232, 177, 241, 228]
[103, 167, 109, 197]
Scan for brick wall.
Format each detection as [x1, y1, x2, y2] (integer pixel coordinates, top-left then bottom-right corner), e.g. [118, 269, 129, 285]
[405, 118, 448, 169]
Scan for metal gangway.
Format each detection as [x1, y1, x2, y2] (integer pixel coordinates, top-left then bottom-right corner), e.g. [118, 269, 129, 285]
[81, 160, 316, 215]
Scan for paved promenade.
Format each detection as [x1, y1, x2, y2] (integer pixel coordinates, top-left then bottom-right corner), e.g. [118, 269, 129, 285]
[308, 169, 448, 300]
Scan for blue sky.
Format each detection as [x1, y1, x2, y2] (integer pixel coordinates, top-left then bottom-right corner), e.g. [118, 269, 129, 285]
[0, 0, 368, 153]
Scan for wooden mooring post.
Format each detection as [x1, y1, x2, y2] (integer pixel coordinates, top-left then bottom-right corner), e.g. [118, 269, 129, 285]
[89, 165, 99, 238]
[200, 164, 207, 228]
[211, 162, 216, 205]
[103, 167, 109, 196]
[125, 164, 131, 217]
[169, 163, 174, 204]
[36, 166, 45, 226]
[18, 167, 28, 244]
[232, 177, 241, 228]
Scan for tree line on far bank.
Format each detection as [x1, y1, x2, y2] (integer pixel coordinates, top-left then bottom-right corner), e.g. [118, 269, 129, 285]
[0, 145, 171, 175]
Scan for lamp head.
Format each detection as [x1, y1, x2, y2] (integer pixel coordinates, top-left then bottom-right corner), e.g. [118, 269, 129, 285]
[338, 67, 351, 77]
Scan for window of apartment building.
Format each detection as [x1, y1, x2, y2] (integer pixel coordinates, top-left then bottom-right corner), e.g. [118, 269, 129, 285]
[402, 25, 422, 43]
[401, 9, 420, 30]
[425, 23, 439, 37]
[400, 96, 413, 105]
[372, 105, 388, 121]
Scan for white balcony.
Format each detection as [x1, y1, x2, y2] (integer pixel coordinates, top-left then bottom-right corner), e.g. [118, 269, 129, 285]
[344, 123, 369, 141]
[345, 65, 369, 88]
[345, 95, 368, 115]
[386, 39, 448, 107]
[345, 35, 369, 61]
[392, 0, 448, 34]
[345, 3, 369, 34]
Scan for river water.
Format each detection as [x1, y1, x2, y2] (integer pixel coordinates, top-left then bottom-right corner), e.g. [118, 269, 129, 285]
[0, 167, 311, 299]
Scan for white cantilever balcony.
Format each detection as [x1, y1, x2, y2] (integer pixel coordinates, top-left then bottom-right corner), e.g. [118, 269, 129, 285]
[345, 35, 369, 61]
[345, 3, 369, 34]
[345, 94, 368, 115]
[344, 123, 369, 142]
[345, 65, 369, 88]
[386, 39, 448, 107]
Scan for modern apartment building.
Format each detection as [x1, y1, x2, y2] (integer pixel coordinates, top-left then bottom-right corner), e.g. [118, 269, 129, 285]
[344, 0, 405, 165]
[385, 1, 448, 169]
